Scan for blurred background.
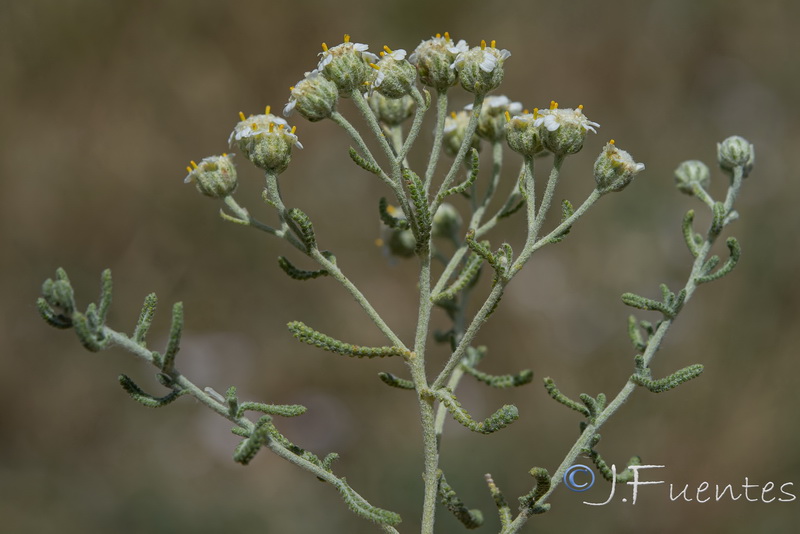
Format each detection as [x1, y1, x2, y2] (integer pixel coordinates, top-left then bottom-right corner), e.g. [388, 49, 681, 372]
[1, 0, 798, 532]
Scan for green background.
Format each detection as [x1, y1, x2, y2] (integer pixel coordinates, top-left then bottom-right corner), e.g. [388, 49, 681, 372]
[1, 0, 798, 532]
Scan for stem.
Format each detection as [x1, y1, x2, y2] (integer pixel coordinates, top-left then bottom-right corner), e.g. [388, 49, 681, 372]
[424, 90, 449, 192]
[503, 166, 746, 534]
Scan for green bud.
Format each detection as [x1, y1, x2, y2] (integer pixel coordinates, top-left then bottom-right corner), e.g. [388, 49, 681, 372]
[284, 70, 338, 122]
[432, 203, 462, 239]
[229, 110, 302, 174]
[717, 135, 754, 177]
[317, 35, 377, 94]
[409, 32, 467, 92]
[504, 111, 544, 156]
[593, 141, 645, 193]
[184, 154, 238, 198]
[367, 92, 415, 126]
[452, 40, 511, 95]
[371, 47, 417, 99]
[469, 95, 521, 142]
[539, 102, 599, 156]
[386, 228, 417, 258]
[674, 160, 710, 195]
[443, 110, 481, 158]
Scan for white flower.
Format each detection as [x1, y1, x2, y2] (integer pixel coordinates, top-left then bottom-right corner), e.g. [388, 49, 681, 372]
[452, 43, 511, 73]
[318, 36, 376, 70]
[284, 70, 321, 116]
[229, 110, 302, 149]
[535, 103, 600, 134]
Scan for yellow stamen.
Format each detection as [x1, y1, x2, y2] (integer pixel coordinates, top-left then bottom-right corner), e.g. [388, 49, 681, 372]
[289, 86, 295, 91]
[490, 40, 496, 48]
[251, 123, 258, 131]
[386, 204, 398, 216]
[550, 101, 558, 110]
[222, 153, 227, 157]
[238, 111, 246, 121]
[344, 34, 350, 43]
[533, 107, 539, 117]
[609, 139, 615, 145]
[383, 45, 393, 54]
[190, 160, 198, 169]
[186, 166, 192, 173]
[379, 51, 385, 57]
[375, 238, 384, 247]
[504, 110, 511, 122]
[321, 42, 328, 52]
[265, 105, 271, 115]
[481, 40, 487, 50]
[291, 126, 297, 134]
[268, 122, 274, 133]
[278, 124, 285, 131]
[370, 63, 380, 70]
[578, 104, 584, 110]
[435, 33, 441, 39]
[523, 109, 529, 114]
[450, 111, 457, 118]
[444, 32, 450, 40]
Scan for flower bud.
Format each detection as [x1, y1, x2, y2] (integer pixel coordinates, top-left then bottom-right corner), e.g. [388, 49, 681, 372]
[717, 135, 754, 177]
[368, 92, 416, 126]
[317, 34, 377, 95]
[593, 140, 645, 193]
[504, 111, 544, 156]
[442, 110, 481, 158]
[284, 70, 338, 122]
[386, 228, 417, 258]
[432, 203, 462, 239]
[409, 32, 467, 92]
[451, 40, 511, 95]
[674, 160, 710, 195]
[229, 109, 303, 174]
[184, 153, 238, 198]
[537, 102, 599, 156]
[370, 46, 417, 99]
[467, 95, 522, 142]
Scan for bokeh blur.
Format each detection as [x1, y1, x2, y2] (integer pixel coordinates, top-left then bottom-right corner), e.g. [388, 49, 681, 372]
[2, 0, 798, 532]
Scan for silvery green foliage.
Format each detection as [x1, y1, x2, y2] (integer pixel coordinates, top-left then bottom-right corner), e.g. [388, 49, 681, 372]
[38, 32, 753, 534]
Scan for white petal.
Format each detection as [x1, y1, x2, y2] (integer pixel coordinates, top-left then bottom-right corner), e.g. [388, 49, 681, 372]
[354, 43, 369, 52]
[392, 49, 407, 60]
[184, 173, 193, 183]
[283, 99, 296, 117]
[479, 52, 498, 73]
[362, 51, 378, 63]
[499, 49, 511, 61]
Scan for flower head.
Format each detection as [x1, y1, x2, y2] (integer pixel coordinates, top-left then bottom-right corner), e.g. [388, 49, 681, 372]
[442, 110, 481, 157]
[284, 70, 339, 122]
[451, 39, 510, 95]
[717, 135, 754, 178]
[466, 95, 522, 142]
[370, 46, 417, 98]
[593, 140, 645, 193]
[674, 160, 711, 195]
[317, 34, 377, 94]
[229, 108, 302, 174]
[409, 32, 468, 91]
[504, 110, 544, 156]
[368, 92, 416, 126]
[536, 102, 599, 156]
[184, 153, 238, 198]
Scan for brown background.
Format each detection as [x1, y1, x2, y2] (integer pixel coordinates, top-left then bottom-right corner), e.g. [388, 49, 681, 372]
[1, 1, 798, 532]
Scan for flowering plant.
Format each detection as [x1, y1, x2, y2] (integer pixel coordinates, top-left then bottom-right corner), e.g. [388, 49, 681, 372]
[37, 33, 752, 533]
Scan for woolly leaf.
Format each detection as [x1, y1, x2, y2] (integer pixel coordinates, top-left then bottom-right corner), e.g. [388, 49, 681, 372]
[631, 364, 704, 393]
[277, 256, 329, 281]
[696, 237, 740, 284]
[348, 146, 382, 175]
[338, 478, 402, 526]
[518, 467, 552, 514]
[461, 363, 533, 389]
[133, 293, 157, 344]
[438, 470, 484, 529]
[377, 372, 415, 390]
[485, 474, 512, 528]
[543, 377, 591, 417]
[118, 374, 187, 408]
[431, 389, 519, 434]
[233, 416, 272, 465]
[287, 321, 409, 358]
[438, 148, 479, 201]
[237, 402, 307, 418]
[161, 302, 183, 372]
[288, 208, 317, 251]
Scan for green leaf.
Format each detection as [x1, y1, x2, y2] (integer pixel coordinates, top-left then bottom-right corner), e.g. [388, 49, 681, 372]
[438, 148, 479, 201]
[277, 256, 329, 281]
[233, 416, 272, 465]
[543, 377, 591, 418]
[485, 474, 512, 528]
[377, 372, 415, 390]
[682, 210, 701, 258]
[461, 363, 533, 389]
[288, 208, 317, 251]
[696, 237, 740, 284]
[287, 321, 410, 359]
[438, 470, 484, 529]
[348, 146, 382, 175]
[118, 374, 187, 408]
[518, 467, 551, 514]
[631, 364, 704, 393]
[133, 293, 158, 344]
[430, 389, 519, 434]
[161, 302, 183, 372]
[337, 478, 402, 526]
[237, 402, 308, 418]
[378, 197, 409, 230]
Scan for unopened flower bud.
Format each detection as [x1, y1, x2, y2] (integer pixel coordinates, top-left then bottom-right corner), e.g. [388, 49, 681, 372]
[467, 95, 522, 142]
[537, 102, 599, 156]
[409, 32, 467, 91]
[317, 34, 377, 95]
[504, 111, 544, 156]
[229, 109, 303, 174]
[386, 228, 417, 258]
[371, 46, 417, 98]
[451, 40, 511, 95]
[674, 160, 710, 195]
[284, 70, 338, 122]
[717, 135, 754, 177]
[368, 92, 415, 126]
[184, 153, 238, 198]
[593, 140, 645, 193]
[432, 203, 462, 239]
[442, 110, 481, 157]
